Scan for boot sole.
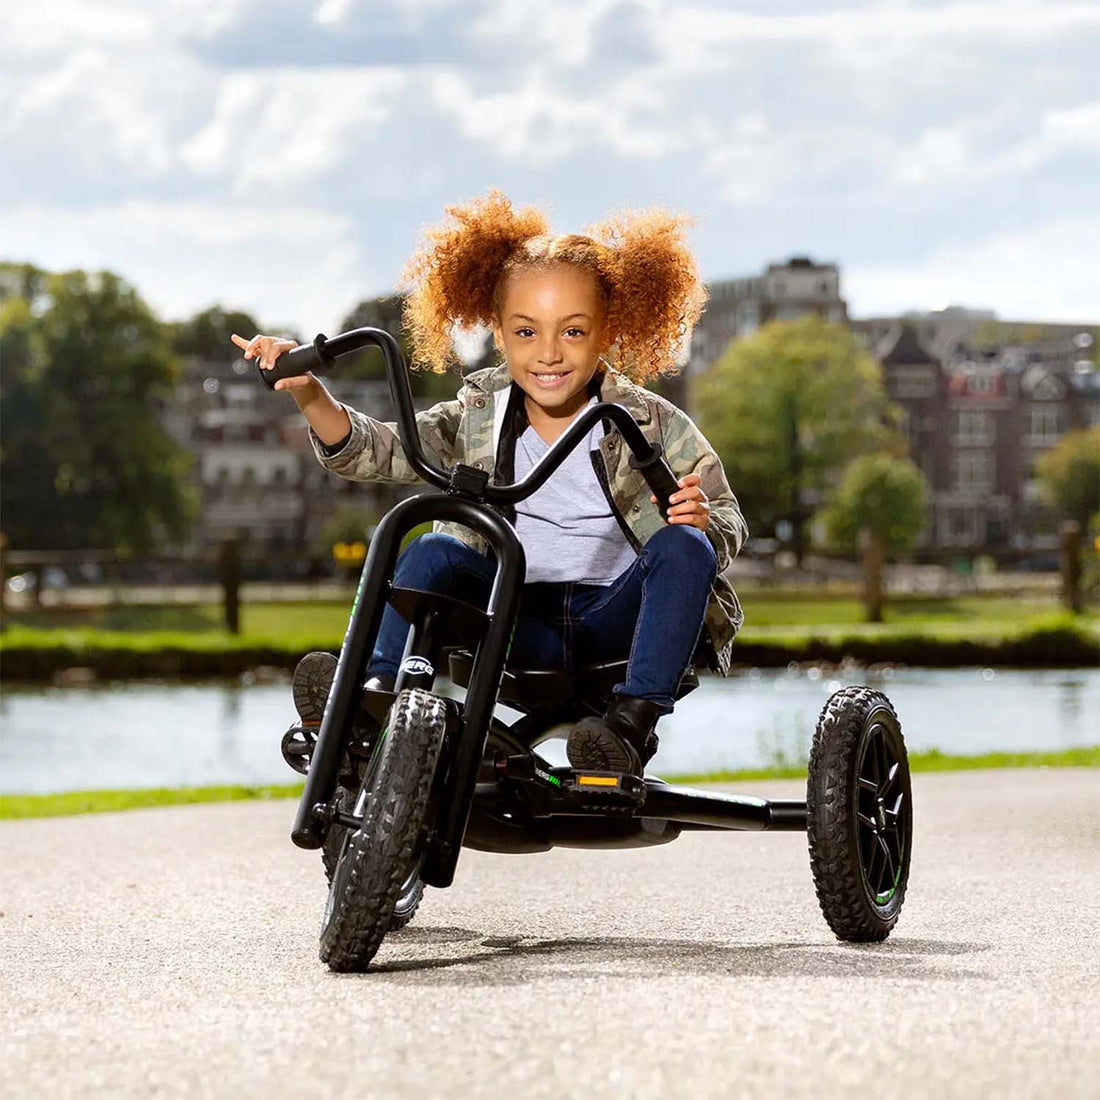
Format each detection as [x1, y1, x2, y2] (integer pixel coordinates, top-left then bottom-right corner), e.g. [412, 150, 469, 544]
[566, 725, 642, 775]
[292, 651, 338, 725]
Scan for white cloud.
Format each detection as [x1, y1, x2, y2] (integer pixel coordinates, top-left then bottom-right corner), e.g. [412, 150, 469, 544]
[7, 0, 152, 54]
[892, 100, 1100, 189]
[0, 201, 375, 334]
[180, 68, 407, 193]
[846, 217, 1100, 322]
[1004, 100, 1100, 171]
[468, 0, 620, 68]
[2, 1, 1097, 329]
[5, 47, 188, 178]
[660, 1, 1100, 72]
[705, 121, 892, 205]
[893, 125, 973, 188]
[428, 68, 694, 161]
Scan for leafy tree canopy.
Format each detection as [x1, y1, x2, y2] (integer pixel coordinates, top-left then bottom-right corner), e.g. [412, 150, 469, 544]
[0, 262, 196, 552]
[695, 316, 902, 537]
[171, 305, 266, 360]
[819, 453, 928, 552]
[1036, 427, 1100, 527]
[339, 295, 462, 401]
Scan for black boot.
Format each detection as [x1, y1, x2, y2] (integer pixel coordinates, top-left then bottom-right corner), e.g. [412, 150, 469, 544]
[566, 694, 663, 777]
[289, 653, 395, 786]
[291, 652, 395, 727]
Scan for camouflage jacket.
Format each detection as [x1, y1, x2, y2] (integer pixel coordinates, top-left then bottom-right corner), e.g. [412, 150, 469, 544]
[309, 363, 748, 674]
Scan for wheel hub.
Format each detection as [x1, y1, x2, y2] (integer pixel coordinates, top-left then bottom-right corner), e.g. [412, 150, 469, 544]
[855, 721, 909, 906]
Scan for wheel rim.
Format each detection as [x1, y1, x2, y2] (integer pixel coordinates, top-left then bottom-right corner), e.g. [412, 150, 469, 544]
[393, 868, 420, 913]
[854, 719, 908, 906]
[321, 732, 386, 934]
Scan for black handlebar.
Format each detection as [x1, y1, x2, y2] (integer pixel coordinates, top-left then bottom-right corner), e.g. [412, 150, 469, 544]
[256, 328, 682, 520]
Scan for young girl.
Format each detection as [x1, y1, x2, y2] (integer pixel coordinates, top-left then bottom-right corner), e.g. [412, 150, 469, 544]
[231, 189, 746, 777]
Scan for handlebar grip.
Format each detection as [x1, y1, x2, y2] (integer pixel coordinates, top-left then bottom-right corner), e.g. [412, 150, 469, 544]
[256, 333, 329, 390]
[628, 442, 681, 522]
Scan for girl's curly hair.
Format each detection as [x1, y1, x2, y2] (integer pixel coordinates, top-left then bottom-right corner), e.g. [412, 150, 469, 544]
[399, 188, 707, 382]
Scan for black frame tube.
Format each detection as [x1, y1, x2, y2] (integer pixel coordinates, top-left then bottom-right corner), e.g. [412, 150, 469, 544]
[290, 493, 525, 852]
[639, 785, 807, 832]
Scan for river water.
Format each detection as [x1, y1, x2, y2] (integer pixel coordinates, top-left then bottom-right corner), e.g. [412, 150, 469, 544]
[2, 667, 1097, 795]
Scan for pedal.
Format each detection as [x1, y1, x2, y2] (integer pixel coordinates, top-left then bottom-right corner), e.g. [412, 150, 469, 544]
[564, 769, 647, 808]
[281, 722, 317, 776]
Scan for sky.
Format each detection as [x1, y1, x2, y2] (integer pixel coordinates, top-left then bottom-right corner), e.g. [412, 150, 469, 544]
[3, 0, 1098, 340]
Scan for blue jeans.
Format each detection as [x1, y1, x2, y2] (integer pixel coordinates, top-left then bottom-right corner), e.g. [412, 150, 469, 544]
[368, 525, 717, 714]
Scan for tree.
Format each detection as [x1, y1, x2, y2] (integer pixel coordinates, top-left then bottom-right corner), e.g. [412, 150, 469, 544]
[818, 453, 928, 622]
[170, 305, 265, 360]
[0, 263, 196, 552]
[696, 316, 902, 564]
[1036, 427, 1100, 529]
[1036, 427, 1100, 613]
[338, 294, 458, 401]
[315, 506, 378, 579]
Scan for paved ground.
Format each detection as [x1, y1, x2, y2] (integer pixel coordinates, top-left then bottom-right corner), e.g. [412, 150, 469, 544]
[2, 769, 1098, 1099]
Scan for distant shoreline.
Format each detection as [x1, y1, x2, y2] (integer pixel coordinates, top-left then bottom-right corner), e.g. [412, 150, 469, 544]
[2, 616, 1097, 681]
[3, 747, 1097, 820]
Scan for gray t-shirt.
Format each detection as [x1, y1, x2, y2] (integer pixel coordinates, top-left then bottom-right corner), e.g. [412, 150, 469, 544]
[512, 396, 637, 585]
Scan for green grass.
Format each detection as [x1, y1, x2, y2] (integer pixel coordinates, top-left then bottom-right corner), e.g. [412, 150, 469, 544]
[3, 596, 1097, 680]
[3, 747, 1096, 820]
[0, 783, 306, 820]
[670, 745, 1100, 784]
[3, 596, 1096, 652]
[6, 593, 1097, 641]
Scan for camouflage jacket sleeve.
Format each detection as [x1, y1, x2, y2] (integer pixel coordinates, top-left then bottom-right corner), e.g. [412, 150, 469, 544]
[307, 387, 466, 484]
[657, 403, 749, 574]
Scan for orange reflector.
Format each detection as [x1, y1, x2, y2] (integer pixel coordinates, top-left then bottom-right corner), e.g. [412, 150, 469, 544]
[576, 775, 619, 787]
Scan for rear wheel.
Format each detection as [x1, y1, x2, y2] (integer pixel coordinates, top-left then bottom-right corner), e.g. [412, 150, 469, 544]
[319, 688, 446, 971]
[807, 686, 912, 942]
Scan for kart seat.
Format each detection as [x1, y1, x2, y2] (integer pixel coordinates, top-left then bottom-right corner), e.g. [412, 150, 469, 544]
[447, 648, 698, 713]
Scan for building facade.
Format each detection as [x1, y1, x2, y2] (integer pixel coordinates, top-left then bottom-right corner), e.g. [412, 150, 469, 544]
[869, 323, 1099, 553]
[686, 256, 848, 378]
[159, 355, 408, 567]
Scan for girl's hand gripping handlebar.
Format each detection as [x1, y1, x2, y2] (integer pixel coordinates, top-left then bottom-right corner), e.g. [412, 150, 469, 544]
[231, 332, 330, 390]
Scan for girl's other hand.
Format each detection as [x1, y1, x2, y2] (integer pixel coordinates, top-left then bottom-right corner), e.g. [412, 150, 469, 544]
[650, 472, 710, 531]
[230, 333, 310, 390]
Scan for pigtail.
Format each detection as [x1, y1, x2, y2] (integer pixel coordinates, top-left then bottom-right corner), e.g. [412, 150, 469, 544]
[399, 188, 549, 373]
[586, 207, 708, 381]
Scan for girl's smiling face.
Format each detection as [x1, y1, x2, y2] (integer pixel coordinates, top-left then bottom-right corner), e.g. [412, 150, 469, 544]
[492, 264, 613, 423]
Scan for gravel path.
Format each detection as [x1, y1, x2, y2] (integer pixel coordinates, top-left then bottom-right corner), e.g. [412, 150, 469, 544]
[2, 769, 1098, 1099]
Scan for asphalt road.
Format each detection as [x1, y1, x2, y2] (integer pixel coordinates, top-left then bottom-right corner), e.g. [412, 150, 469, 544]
[3, 769, 1098, 1100]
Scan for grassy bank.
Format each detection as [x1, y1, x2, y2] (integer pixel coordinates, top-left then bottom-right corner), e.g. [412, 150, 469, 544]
[7, 593, 1095, 636]
[3, 747, 1097, 820]
[3, 612, 1097, 679]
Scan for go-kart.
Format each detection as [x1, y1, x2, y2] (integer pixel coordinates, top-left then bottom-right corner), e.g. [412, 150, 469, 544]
[264, 328, 913, 972]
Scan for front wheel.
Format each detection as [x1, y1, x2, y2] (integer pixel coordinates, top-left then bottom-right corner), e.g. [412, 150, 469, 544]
[319, 688, 446, 971]
[807, 686, 912, 942]
[322, 787, 426, 931]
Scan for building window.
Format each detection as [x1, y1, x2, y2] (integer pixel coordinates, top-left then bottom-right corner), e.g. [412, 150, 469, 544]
[892, 367, 936, 398]
[940, 509, 978, 546]
[952, 410, 993, 445]
[1027, 405, 1066, 445]
[953, 451, 994, 492]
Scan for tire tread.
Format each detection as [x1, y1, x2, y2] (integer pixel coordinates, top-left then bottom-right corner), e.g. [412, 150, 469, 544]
[319, 689, 444, 971]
